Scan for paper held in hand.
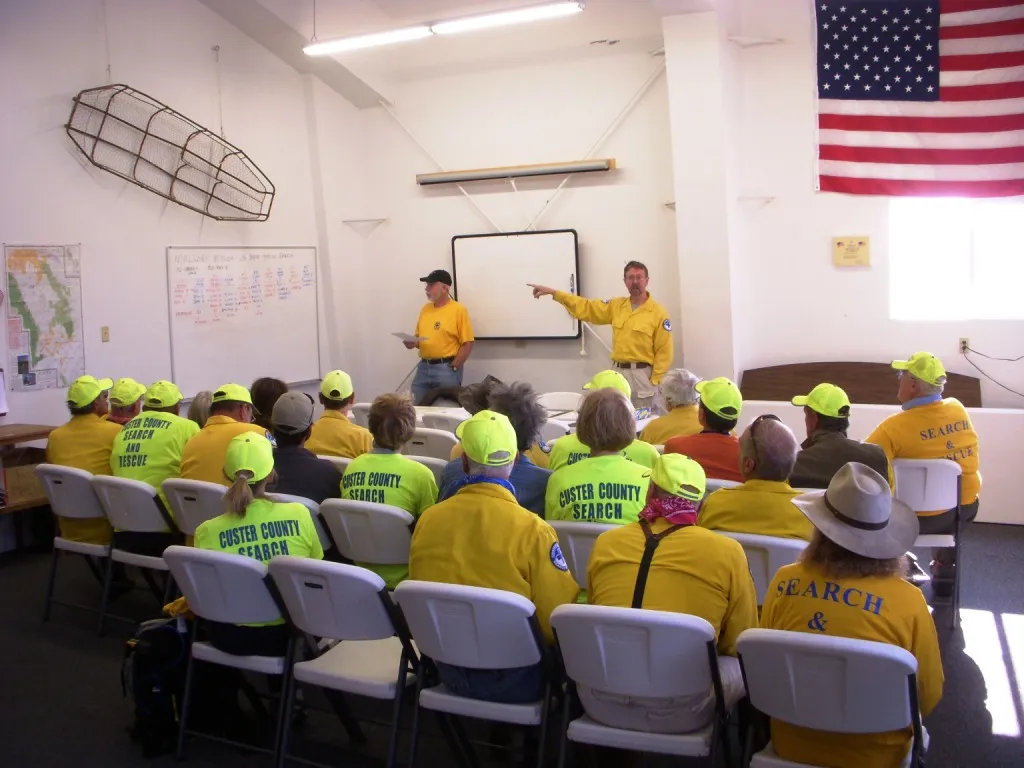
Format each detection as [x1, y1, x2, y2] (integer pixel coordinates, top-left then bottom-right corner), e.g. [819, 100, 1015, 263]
[392, 332, 427, 342]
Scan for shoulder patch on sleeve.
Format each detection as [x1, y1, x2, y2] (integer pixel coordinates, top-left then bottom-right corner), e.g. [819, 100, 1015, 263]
[602, 299, 610, 304]
[540, 441, 552, 454]
[265, 431, 277, 447]
[550, 542, 569, 572]
[663, 319, 672, 332]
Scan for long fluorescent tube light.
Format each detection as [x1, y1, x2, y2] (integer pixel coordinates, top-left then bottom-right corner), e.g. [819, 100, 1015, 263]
[417, 158, 614, 186]
[303, 26, 432, 56]
[432, 2, 585, 35]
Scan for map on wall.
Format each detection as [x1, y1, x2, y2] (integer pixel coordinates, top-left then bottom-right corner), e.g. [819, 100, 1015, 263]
[4, 245, 85, 392]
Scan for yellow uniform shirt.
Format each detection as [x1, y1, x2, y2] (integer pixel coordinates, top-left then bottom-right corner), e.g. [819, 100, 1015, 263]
[699, 479, 812, 541]
[342, 451, 438, 588]
[305, 410, 373, 458]
[588, 521, 757, 655]
[195, 497, 324, 626]
[110, 412, 200, 513]
[762, 561, 943, 768]
[545, 454, 651, 524]
[553, 291, 673, 384]
[547, 433, 658, 472]
[410, 482, 579, 642]
[179, 415, 267, 486]
[638, 404, 701, 446]
[865, 397, 980, 510]
[450, 441, 550, 469]
[45, 414, 123, 543]
[415, 299, 474, 360]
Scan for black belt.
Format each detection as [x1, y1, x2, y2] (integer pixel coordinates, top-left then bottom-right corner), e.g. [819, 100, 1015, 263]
[614, 361, 651, 370]
[423, 357, 455, 365]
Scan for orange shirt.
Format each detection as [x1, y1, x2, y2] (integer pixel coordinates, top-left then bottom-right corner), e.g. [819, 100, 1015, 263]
[664, 432, 742, 482]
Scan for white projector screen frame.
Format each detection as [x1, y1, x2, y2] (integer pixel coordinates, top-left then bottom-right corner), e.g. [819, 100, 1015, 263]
[451, 229, 581, 341]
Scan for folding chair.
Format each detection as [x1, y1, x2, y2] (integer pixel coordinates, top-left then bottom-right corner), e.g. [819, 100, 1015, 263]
[161, 478, 226, 536]
[404, 428, 459, 461]
[268, 557, 419, 768]
[394, 581, 557, 768]
[92, 476, 180, 635]
[539, 419, 572, 444]
[548, 521, 617, 587]
[551, 604, 733, 767]
[320, 499, 414, 576]
[162, 546, 297, 762]
[318, 454, 353, 472]
[266, 493, 334, 554]
[893, 458, 964, 628]
[406, 455, 448, 487]
[350, 403, 371, 428]
[35, 464, 111, 623]
[715, 532, 809, 606]
[538, 392, 582, 413]
[737, 628, 926, 767]
[421, 412, 465, 433]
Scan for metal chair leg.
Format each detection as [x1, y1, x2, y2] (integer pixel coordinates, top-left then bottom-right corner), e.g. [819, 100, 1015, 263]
[385, 658, 411, 768]
[42, 547, 60, 623]
[556, 686, 573, 768]
[535, 683, 552, 768]
[176, 626, 199, 761]
[407, 671, 425, 768]
[96, 555, 115, 636]
[273, 638, 296, 768]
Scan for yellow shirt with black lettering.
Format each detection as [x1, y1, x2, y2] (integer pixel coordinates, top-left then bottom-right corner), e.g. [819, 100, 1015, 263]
[865, 397, 980, 510]
[588, 521, 758, 655]
[638, 404, 701, 446]
[762, 561, 943, 768]
[195, 498, 324, 626]
[699, 479, 812, 541]
[410, 482, 579, 642]
[305, 410, 373, 458]
[450, 441, 550, 469]
[415, 299, 474, 360]
[547, 433, 659, 472]
[342, 451, 438, 589]
[45, 414, 123, 544]
[179, 415, 268, 486]
[545, 454, 651, 524]
[553, 291, 672, 384]
[110, 411, 200, 513]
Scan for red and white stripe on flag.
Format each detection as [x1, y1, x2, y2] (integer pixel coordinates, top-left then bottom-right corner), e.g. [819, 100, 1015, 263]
[817, 0, 1024, 197]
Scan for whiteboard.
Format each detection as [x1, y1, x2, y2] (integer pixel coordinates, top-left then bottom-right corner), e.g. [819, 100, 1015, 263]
[452, 230, 580, 340]
[166, 247, 320, 397]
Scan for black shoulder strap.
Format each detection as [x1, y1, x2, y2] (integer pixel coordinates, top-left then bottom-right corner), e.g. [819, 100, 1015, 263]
[631, 519, 687, 609]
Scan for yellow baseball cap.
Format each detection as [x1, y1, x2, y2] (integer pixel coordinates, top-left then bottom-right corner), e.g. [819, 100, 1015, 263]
[647, 454, 706, 502]
[583, 370, 631, 398]
[212, 383, 253, 405]
[892, 352, 947, 386]
[224, 432, 275, 484]
[321, 370, 354, 401]
[792, 383, 851, 418]
[109, 377, 146, 407]
[145, 380, 184, 407]
[455, 409, 517, 466]
[695, 377, 742, 419]
[67, 375, 113, 408]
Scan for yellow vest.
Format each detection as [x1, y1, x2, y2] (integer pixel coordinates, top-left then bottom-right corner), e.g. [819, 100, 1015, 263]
[179, 415, 267, 486]
[111, 411, 199, 513]
[545, 454, 651, 524]
[546, 434, 659, 472]
[699, 479, 812, 541]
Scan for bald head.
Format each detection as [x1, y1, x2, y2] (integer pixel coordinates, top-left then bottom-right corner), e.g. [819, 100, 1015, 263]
[739, 418, 799, 482]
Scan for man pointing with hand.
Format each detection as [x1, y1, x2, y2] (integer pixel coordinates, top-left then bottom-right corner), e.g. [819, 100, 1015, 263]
[529, 260, 673, 409]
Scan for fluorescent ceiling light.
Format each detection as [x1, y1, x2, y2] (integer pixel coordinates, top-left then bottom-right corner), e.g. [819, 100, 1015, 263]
[303, 26, 432, 56]
[432, 2, 585, 35]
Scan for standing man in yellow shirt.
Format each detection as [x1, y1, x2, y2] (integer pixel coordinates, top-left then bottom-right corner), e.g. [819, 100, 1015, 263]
[179, 383, 267, 485]
[404, 269, 475, 405]
[304, 370, 373, 458]
[529, 261, 673, 409]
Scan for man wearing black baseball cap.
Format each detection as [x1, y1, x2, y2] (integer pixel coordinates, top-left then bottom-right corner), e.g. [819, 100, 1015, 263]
[403, 268, 475, 404]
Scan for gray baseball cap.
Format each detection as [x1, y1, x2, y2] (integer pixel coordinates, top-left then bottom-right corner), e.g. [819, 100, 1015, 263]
[272, 391, 315, 435]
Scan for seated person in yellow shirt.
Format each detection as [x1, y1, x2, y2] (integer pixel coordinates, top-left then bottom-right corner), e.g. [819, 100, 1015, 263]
[639, 368, 702, 446]
[762, 463, 942, 768]
[107, 377, 146, 426]
[699, 414, 812, 541]
[866, 352, 980, 595]
[179, 383, 267, 485]
[46, 375, 122, 544]
[304, 370, 373, 458]
[110, 380, 199, 555]
[195, 433, 323, 657]
[546, 371, 659, 471]
[410, 410, 579, 703]
[546, 388, 651, 524]
[587, 454, 757, 733]
[343, 394, 438, 588]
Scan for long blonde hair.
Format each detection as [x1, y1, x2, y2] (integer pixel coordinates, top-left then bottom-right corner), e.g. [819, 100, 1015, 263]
[224, 470, 275, 518]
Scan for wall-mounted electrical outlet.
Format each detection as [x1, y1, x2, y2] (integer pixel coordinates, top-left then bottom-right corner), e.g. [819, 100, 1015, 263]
[959, 337, 969, 353]
[101, 326, 110, 343]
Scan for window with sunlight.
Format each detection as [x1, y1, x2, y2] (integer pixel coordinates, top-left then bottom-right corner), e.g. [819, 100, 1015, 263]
[889, 198, 1024, 321]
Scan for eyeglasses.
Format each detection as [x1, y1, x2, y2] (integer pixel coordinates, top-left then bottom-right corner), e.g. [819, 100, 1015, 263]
[749, 413, 781, 467]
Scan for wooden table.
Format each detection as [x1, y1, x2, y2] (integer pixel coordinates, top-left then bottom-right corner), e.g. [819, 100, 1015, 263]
[0, 424, 54, 550]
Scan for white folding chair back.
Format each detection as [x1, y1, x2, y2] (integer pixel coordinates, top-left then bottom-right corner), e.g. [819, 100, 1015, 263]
[163, 545, 282, 626]
[704, 478, 741, 497]
[404, 428, 459, 460]
[93, 476, 171, 533]
[35, 463, 106, 522]
[654, 444, 666, 454]
[539, 419, 572, 444]
[161, 479, 226, 536]
[406, 455, 447, 486]
[319, 454, 354, 471]
[715, 532, 809, 605]
[320, 499, 414, 565]
[549, 521, 617, 586]
[893, 458, 962, 513]
[421, 412, 465, 433]
[538, 392, 582, 412]
[268, 493, 333, 551]
[350, 403, 371, 427]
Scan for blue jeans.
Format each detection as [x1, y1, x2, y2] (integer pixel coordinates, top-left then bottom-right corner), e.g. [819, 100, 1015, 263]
[436, 662, 545, 704]
[411, 359, 463, 405]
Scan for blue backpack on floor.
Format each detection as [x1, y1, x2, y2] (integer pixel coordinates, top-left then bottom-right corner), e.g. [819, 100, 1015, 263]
[122, 617, 188, 757]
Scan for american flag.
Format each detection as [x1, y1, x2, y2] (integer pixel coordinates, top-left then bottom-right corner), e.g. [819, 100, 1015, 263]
[816, 0, 1024, 197]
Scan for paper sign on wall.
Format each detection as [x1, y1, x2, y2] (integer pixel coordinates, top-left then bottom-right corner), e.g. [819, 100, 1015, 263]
[832, 236, 870, 267]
